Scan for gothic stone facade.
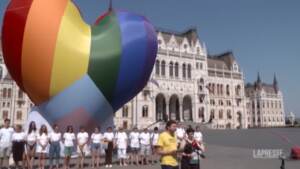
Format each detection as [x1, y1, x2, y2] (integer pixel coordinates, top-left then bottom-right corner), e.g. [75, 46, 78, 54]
[0, 28, 285, 129]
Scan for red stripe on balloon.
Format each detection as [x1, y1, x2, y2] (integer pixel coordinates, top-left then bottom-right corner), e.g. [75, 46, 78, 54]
[94, 11, 110, 25]
[2, 0, 34, 91]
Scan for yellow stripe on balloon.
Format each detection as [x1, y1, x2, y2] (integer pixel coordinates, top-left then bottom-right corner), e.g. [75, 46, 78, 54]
[50, 1, 91, 97]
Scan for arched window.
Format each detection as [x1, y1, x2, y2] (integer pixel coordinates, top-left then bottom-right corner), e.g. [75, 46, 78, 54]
[155, 60, 160, 75]
[175, 62, 179, 77]
[122, 105, 129, 117]
[0, 66, 3, 79]
[16, 111, 22, 120]
[219, 110, 223, 119]
[2, 88, 7, 98]
[161, 61, 166, 76]
[182, 63, 186, 78]
[169, 62, 174, 77]
[187, 64, 192, 79]
[142, 105, 149, 117]
[226, 85, 230, 96]
[227, 110, 232, 119]
[18, 90, 23, 99]
[7, 89, 12, 98]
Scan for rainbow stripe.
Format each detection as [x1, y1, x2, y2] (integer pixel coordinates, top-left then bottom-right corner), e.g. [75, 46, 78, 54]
[2, 0, 158, 114]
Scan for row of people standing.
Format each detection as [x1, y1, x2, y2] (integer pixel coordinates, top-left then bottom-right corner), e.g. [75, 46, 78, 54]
[0, 119, 162, 169]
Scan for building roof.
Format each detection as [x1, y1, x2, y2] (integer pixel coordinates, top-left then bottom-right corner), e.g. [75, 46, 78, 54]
[156, 27, 199, 46]
[207, 51, 236, 70]
[245, 82, 279, 95]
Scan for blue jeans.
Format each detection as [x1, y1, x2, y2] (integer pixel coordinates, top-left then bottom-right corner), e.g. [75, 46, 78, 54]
[161, 165, 179, 169]
[49, 141, 61, 166]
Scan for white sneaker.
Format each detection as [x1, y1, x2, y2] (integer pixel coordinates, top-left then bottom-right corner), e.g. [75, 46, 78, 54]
[105, 164, 109, 168]
[109, 164, 113, 168]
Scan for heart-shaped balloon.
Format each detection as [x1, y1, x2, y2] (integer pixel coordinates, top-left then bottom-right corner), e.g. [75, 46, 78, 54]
[2, 0, 157, 131]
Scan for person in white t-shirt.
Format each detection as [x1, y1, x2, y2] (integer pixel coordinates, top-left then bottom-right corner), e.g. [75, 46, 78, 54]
[63, 125, 75, 169]
[49, 124, 61, 169]
[0, 118, 14, 168]
[175, 124, 186, 145]
[77, 126, 89, 168]
[150, 127, 160, 164]
[26, 121, 37, 169]
[11, 124, 26, 169]
[103, 127, 114, 168]
[90, 126, 103, 168]
[139, 128, 151, 165]
[129, 127, 140, 165]
[37, 124, 49, 169]
[115, 128, 128, 166]
[194, 125, 205, 157]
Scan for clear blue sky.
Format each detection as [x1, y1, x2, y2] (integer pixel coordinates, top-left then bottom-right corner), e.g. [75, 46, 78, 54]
[1, 0, 300, 117]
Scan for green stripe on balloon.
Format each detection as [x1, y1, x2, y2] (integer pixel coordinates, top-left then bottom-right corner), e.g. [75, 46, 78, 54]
[88, 11, 122, 103]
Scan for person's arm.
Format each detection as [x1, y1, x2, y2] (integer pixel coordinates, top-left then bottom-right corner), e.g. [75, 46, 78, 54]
[156, 146, 177, 156]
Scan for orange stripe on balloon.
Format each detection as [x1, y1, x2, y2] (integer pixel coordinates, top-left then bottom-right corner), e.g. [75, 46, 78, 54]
[21, 0, 69, 104]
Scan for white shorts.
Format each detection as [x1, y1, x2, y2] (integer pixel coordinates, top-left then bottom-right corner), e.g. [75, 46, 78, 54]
[140, 145, 151, 156]
[77, 145, 88, 156]
[118, 148, 127, 159]
[0, 146, 11, 158]
[36, 144, 49, 154]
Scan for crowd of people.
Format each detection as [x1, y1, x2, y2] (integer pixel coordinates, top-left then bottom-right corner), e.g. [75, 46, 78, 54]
[0, 119, 205, 169]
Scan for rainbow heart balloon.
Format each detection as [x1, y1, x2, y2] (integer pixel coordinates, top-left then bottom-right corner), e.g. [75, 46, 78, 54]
[2, 0, 157, 131]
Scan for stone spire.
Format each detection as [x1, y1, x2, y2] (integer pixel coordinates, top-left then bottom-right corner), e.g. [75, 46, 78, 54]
[256, 72, 262, 90]
[273, 73, 279, 93]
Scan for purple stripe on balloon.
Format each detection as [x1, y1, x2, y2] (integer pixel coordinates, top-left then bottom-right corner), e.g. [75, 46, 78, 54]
[136, 18, 158, 92]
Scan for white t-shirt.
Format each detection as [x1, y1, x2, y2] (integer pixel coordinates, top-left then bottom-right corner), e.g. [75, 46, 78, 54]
[194, 131, 203, 142]
[77, 132, 89, 145]
[0, 127, 14, 147]
[49, 132, 61, 142]
[139, 132, 151, 145]
[38, 133, 49, 146]
[115, 132, 128, 149]
[103, 132, 114, 142]
[91, 133, 102, 144]
[151, 133, 159, 146]
[27, 131, 37, 142]
[129, 132, 140, 148]
[12, 132, 26, 142]
[176, 128, 186, 139]
[63, 132, 75, 147]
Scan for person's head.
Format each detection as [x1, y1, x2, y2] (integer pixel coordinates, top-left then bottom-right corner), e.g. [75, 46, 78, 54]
[4, 118, 10, 128]
[53, 124, 59, 132]
[94, 126, 100, 133]
[107, 127, 112, 132]
[196, 125, 200, 131]
[79, 126, 85, 132]
[15, 124, 22, 132]
[186, 128, 195, 140]
[119, 127, 124, 132]
[154, 127, 158, 133]
[39, 124, 48, 135]
[143, 128, 148, 133]
[66, 125, 73, 133]
[166, 120, 177, 134]
[28, 121, 37, 133]
[133, 126, 138, 132]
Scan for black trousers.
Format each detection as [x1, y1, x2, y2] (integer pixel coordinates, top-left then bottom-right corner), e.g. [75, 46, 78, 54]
[105, 141, 113, 164]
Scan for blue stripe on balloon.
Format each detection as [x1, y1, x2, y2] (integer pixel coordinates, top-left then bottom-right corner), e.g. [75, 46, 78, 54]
[36, 75, 114, 128]
[111, 11, 148, 110]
